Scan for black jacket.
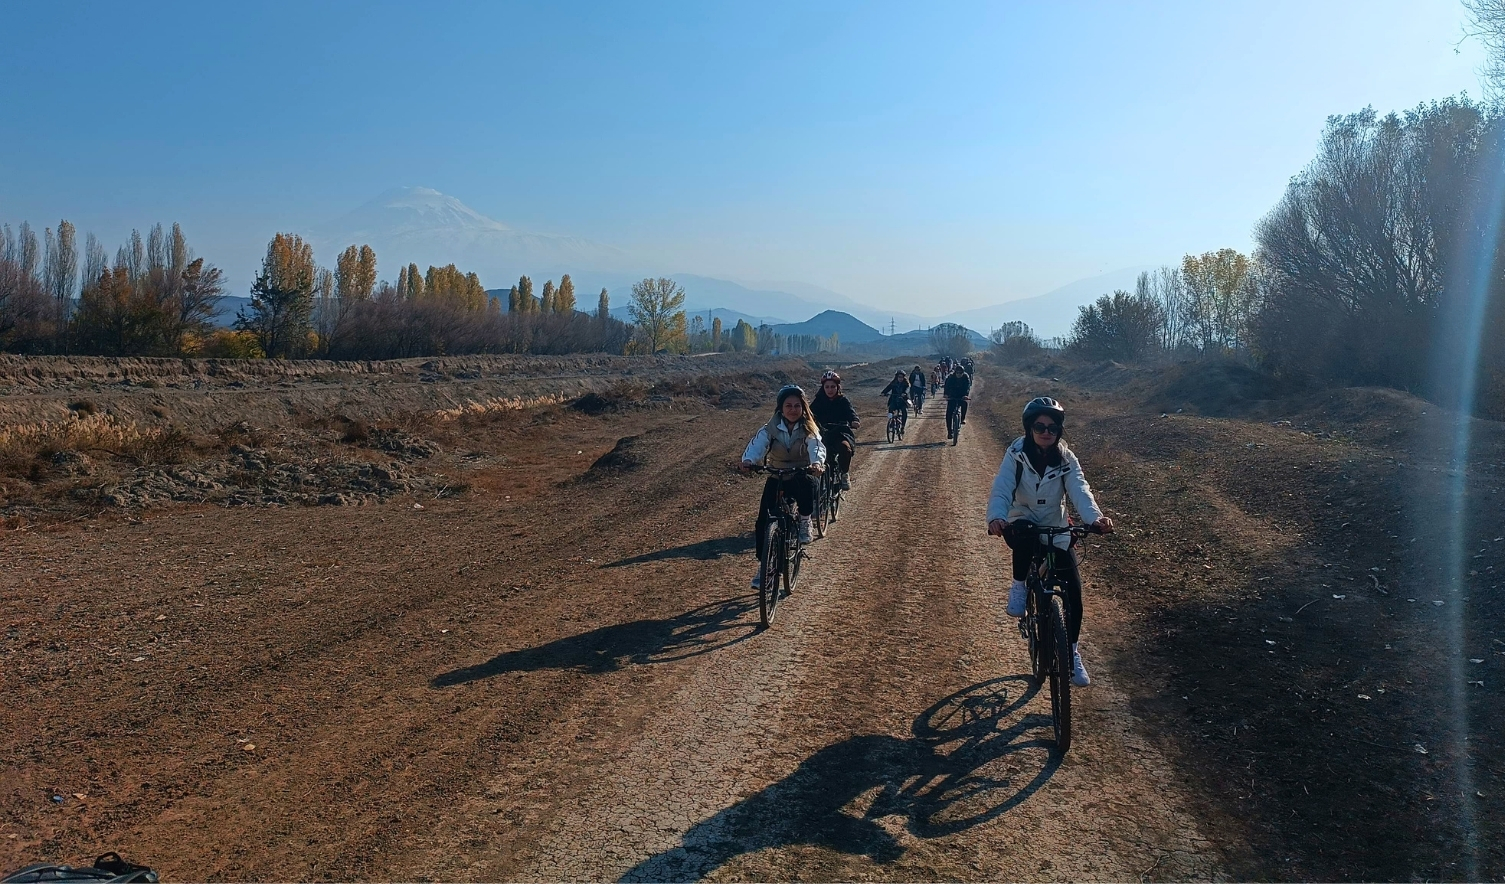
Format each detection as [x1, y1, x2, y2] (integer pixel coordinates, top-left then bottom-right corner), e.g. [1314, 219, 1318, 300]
[811, 392, 858, 431]
[880, 378, 911, 410]
[943, 372, 972, 399]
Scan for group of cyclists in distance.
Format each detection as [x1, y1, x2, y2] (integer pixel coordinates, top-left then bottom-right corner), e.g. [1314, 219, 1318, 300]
[736, 357, 1114, 688]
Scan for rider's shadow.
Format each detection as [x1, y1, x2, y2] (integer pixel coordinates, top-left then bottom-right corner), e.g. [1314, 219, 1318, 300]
[430, 597, 759, 686]
[620, 676, 1058, 882]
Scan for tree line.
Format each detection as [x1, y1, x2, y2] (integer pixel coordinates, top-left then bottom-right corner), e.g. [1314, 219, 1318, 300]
[997, 96, 1505, 416]
[0, 221, 226, 356]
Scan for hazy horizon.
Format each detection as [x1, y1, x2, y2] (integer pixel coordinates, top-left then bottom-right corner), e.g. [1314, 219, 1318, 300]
[0, 0, 1490, 314]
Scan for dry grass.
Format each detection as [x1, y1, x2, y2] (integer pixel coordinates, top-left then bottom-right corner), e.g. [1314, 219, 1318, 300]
[0, 412, 194, 470]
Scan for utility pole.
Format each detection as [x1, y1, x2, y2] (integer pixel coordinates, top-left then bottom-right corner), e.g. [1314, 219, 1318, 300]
[889, 318, 896, 336]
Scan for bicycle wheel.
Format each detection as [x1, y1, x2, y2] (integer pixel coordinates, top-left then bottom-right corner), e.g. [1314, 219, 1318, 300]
[830, 485, 843, 522]
[1046, 593, 1073, 754]
[887, 418, 897, 443]
[1023, 582, 1045, 685]
[787, 533, 803, 592]
[813, 475, 830, 538]
[760, 522, 783, 627]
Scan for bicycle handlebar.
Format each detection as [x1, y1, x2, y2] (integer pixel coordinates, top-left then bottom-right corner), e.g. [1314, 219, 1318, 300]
[744, 465, 817, 477]
[1009, 520, 1104, 537]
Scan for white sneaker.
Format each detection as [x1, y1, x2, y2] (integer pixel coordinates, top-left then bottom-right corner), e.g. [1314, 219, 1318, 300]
[751, 570, 762, 589]
[1006, 580, 1027, 617]
[797, 517, 812, 544]
[1071, 645, 1090, 687]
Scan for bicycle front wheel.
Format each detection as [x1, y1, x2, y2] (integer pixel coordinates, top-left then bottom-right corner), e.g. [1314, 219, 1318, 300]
[813, 476, 830, 538]
[1024, 584, 1046, 685]
[760, 524, 783, 628]
[1046, 593, 1073, 754]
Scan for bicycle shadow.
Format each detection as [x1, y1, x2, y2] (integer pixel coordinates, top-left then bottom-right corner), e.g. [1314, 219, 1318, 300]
[431, 597, 759, 686]
[603, 534, 754, 568]
[882, 441, 950, 451]
[620, 676, 1058, 881]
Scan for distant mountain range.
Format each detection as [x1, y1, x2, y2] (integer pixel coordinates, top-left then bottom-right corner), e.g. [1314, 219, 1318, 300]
[259, 186, 1158, 340]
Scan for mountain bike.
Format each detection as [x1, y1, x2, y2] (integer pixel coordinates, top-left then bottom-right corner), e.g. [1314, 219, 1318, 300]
[814, 423, 853, 533]
[911, 388, 925, 414]
[887, 410, 906, 443]
[946, 397, 966, 444]
[1012, 521, 1099, 755]
[747, 465, 814, 628]
[813, 462, 845, 538]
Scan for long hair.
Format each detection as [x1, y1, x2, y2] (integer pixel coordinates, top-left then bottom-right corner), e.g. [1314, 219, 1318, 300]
[774, 387, 820, 437]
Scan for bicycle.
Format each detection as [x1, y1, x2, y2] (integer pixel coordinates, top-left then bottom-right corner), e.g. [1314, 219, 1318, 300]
[815, 422, 854, 533]
[813, 460, 849, 537]
[1011, 521, 1100, 754]
[946, 397, 967, 444]
[886, 410, 906, 443]
[746, 465, 814, 628]
[911, 388, 925, 414]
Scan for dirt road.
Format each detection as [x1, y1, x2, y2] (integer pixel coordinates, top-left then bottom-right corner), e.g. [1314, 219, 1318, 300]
[1, 365, 1236, 881]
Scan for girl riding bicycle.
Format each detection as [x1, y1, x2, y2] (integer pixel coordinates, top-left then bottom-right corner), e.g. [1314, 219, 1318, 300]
[739, 385, 826, 589]
[986, 396, 1114, 687]
[879, 370, 911, 432]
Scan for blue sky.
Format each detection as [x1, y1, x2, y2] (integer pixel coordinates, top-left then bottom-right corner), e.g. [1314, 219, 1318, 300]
[0, 0, 1489, 312]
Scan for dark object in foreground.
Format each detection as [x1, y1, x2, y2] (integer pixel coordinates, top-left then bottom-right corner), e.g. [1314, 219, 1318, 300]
[2, 852, 157, 883]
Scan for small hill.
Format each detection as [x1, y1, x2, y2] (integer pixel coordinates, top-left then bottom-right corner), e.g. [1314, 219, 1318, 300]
[770, 310, 884, 343]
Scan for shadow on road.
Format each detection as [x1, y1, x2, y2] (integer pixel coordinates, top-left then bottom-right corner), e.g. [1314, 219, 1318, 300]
[882, 441, 950, 451]
[603, 534, 754, 568]
[620, 676, 1058, 881]
[431, 597, 759, 686]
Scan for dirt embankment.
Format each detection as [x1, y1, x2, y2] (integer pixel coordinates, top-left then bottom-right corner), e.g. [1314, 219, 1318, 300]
[0, 354, 809, 526]
[984, 356, 1505, 880]
[0, 353, 806, 431]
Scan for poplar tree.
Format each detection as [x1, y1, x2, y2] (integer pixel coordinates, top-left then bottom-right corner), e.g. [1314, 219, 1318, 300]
[517, 275, 534, 313]
[406, 263, 424, 300]
[556, 274, 576, 314]
[597, 287, 610, 320]
[540, 279, 556, 313]
[508, 284, 521, 313]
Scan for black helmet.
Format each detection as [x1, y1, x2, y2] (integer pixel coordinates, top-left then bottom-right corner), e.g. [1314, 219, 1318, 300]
[1022, 396, 1065, 428]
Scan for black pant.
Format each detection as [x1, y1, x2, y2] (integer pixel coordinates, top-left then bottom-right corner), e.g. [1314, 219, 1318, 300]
[1005, 529, 1084, 644]
[946, 397, 965, 432]
[822, 428, 854, 473]
[755, 473, 815, 559]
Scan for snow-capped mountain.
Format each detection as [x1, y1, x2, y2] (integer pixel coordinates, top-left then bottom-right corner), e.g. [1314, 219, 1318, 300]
[309, 187, 634, 287]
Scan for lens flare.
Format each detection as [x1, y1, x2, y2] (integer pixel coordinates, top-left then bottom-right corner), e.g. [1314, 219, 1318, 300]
[1427, 123, 1505, 880]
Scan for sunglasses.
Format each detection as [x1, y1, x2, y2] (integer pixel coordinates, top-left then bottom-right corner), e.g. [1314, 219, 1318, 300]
[1031, 422, 1061, 435]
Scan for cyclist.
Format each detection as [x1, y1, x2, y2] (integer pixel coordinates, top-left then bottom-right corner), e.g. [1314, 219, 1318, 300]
[931, 363, 945, 391]
[908, 365, 927, 413]
[739, 385, 826, 588]
[943, 364, 971, 438]
[985, 397, 1114, 687]
[960, 356, 975, 377]
[879, 370, 911, 434]
[810, 370, 860, 490]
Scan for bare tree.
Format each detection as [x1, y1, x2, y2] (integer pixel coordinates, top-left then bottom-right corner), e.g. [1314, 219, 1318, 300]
[1465, 0, 1505, 100]
[928, 322, 973, 358]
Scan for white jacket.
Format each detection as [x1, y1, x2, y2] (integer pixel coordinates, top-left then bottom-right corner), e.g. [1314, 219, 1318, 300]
[741, 420, 826, 467]
[986, 437, 1104, 547]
